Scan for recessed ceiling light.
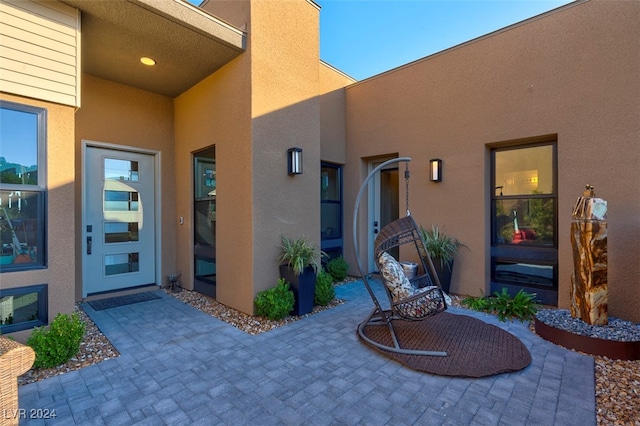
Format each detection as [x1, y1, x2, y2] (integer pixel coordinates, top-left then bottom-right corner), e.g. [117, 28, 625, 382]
[140, 57, 156, 66]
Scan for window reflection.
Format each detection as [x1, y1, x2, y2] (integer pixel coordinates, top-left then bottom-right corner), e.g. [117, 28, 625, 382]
[104, 191, 139, 211]
[494, 198, 555, 246]
[104, 158, 139, 182]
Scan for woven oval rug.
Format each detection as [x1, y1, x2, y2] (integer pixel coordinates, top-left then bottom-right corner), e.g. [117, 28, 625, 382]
[359, 312, 531, 377]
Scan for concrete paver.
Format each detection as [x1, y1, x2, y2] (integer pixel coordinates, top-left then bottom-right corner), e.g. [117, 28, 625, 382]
[18, 280, 596, 425]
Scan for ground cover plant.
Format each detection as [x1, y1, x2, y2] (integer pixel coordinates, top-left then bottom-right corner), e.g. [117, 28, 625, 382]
[461, 288, 539, 322]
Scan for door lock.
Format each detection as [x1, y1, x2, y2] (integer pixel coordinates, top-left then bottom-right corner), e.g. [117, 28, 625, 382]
[87, 236, 92, 255]
[374, 221, 379, 234]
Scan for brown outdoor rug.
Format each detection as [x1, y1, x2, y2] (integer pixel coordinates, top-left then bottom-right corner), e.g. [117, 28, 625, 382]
[359, 312, 531, 377]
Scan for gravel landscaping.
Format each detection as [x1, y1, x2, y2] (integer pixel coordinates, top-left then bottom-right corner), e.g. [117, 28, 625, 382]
[16, 284, 639, 425]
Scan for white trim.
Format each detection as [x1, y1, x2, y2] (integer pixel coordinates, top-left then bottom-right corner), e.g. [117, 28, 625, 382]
[80, 140, 162, 298]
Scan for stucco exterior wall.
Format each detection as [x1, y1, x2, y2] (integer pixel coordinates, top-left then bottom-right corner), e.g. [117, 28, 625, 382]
[0, 92, 76, 342]
[174, 52, 253, 313]
[74, 74, 176, 298]
[344, 0, 640, 321]
[319, 62, 354, 165]
[248, 0, 322, 309]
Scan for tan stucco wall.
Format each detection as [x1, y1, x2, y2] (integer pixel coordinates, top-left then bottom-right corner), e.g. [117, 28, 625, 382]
[0, 93, 76, 342]
[178, 0, 322, 315]
[319, 62, 355, 164]
[248, 0, 322, 311]
[174, 53, 253, 312]
[74, 74, 176, 297]
[344, 0, 640, 322]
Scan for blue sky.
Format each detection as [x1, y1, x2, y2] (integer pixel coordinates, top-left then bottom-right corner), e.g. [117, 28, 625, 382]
[316, 0, 575, 80]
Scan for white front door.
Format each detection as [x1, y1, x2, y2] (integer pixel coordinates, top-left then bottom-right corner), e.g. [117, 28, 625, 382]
[83, 146, 156, 296]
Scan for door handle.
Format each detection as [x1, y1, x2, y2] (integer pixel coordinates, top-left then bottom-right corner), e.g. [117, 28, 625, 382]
[87, 236, 92, 255]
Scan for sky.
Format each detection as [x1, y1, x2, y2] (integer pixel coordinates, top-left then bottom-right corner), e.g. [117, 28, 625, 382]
[316, 0, 575, 80]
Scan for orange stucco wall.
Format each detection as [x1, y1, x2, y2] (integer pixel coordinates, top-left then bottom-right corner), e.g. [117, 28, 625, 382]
[0, 93, 76, 342]
[74, 74, 177, 297]
[344, 0, 640, 322]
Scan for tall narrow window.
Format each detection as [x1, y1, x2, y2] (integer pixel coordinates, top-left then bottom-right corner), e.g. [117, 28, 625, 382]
[491, 142, 558, 305]
[0, 102, 46, 271]
[321, 163, 343, 260]
[194, 146, 216, 298]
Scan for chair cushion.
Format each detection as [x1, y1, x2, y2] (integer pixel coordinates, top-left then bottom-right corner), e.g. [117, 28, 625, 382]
[378, 252, 414, 302]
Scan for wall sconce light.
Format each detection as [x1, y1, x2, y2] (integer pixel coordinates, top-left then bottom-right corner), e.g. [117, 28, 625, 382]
[288, 147, 303, 175]
[429, 158, 442, 182]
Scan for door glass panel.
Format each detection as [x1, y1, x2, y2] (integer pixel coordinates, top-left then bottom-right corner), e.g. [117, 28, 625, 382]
[104, 190, 139, 211]
[104, 222, 139, 243]
[105, 252, 139, 275]
[321, 203, 341, 240]
[104, 158, 139, 182]
[194, 147, 216, 296]
[494, 145, 554, 196]
[494, 198, 555, 246]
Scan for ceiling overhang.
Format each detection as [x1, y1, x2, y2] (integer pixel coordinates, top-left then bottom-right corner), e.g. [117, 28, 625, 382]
[60, 0, 246, 97]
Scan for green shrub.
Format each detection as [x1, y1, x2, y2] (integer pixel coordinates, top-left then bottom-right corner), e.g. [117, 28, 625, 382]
[326, 256, 349, 282]
[27, 312, 85, 368]
[490, 288, 539, 322]
[461, 288, 539, 322]
[314, 270, 335, 306]
[255, 279, 295, 320]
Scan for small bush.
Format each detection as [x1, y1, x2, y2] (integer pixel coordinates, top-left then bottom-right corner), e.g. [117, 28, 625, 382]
[255, 279, 295, 320]
[315, 270, 335, 306]
[326, 256, 349, 282]
[27, 312, 85, 368]
[461, 288, 539, 322]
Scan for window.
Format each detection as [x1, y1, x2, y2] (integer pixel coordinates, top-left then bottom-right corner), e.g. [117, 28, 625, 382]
[193, 146, 216, 298]
[0, 284, 48, 333]
[0, 102, 46, 271]
[491, 142, 558, 305]
[321, 163, 343, 260]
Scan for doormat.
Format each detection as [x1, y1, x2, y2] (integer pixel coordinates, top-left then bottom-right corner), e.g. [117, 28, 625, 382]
[359, 312, 531, 378]
[87, 292, 162, 311]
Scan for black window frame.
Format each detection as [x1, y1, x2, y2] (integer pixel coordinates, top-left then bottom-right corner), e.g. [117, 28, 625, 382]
[0, 101, 47, 272]
[320, 162, 343, 261]
[0, 283, 48, 333]
[490, 141, 559, 305]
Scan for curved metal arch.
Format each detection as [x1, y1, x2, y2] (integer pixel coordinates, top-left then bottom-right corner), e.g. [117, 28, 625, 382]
[352, 157, 447, 357]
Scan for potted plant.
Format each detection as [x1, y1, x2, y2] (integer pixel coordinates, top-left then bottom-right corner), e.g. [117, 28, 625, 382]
[419, 225, 464, 293]
[278, 235, 325, 316]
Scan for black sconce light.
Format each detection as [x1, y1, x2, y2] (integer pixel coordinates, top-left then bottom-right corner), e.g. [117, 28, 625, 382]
[287, 147, 303, 175]
[429, 158, 442, 182]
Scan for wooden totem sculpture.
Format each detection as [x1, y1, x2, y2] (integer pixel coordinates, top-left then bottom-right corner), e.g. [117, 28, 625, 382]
[570, 185, 608, 325]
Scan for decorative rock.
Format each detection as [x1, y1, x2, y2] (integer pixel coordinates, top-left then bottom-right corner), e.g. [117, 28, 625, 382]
[570, 186, 608, 325]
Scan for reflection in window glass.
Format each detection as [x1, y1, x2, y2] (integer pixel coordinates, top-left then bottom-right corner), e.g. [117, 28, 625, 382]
[0, 284, 47, 333]
[494, 198, 555, 246]
[0, 190, 44, 268]
[0, 108, 38, 186]
[105, 252, 139, 275]
[105, 158, 139, 182]
[104, 222, 139, 243]
[321, 167, 340, 201]
[104, 191, 139, 211]
[494, 260, 554, 287]
[494, 145, 554, 196]
[321, 203, 341, 240]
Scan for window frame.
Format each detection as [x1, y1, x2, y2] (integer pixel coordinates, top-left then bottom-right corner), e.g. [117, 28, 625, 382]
[0, 283, 48, 333]
[0, 101, 47, 271]
[490, 141, 559, 305]
[320, 162, 343, 260]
